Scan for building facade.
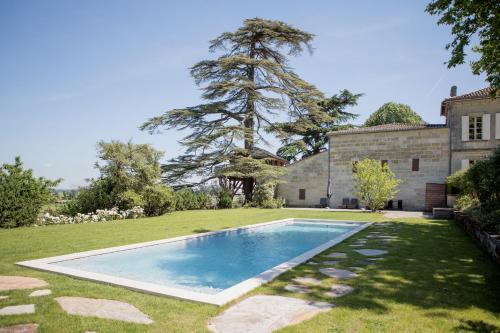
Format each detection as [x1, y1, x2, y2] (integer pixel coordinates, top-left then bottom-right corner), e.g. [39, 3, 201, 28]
[278, 87, 500, 211]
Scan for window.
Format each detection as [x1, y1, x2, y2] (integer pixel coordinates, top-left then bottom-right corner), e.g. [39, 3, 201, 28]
[412, 158, 419, 171]
[469, 115, 483, 140]
[299, 189, 306, 200]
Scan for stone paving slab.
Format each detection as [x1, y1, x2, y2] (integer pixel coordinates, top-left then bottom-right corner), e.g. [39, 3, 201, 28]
[284, 284, 310, 294]
[29, 289, 51, 297]
[354, 249, 388, 256]
[319, 268, 357, 279]
[323, 260, 339, 265]
[0, 296, 8, 301]
[325, 284, 354, 298]
[55, 297, 153, 324]
[292, 277, 321, 285]
[0, 304, 35, 316]
[327, 252, 347, 259]
[0, 324, 38, 333]
[207, 295, 333, 333]
[0, 277, 47, 292]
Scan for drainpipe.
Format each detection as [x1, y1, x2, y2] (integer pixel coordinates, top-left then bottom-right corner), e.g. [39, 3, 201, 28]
[326, 135, 332, 208]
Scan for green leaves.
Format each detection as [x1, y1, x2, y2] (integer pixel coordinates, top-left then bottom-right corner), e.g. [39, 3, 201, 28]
[364, 102, 423, 127]
[0, 157, 61, 227]
[426, 0, 499, 93]
[352, 159, 401, 211]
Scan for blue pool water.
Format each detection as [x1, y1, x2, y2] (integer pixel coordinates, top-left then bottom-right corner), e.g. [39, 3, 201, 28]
[56, 221, 357, 294]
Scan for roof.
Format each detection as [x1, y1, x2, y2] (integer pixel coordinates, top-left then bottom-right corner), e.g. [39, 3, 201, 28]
[441, 87, 496, 116]
[329, 123, 447, 136]
[250, 147, 287, 163]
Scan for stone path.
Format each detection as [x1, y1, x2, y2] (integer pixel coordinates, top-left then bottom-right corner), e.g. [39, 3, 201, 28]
[29, 289, 51, 297]
[0, 276, 47, 292]
[323, 260, 339, 265]
[284, 284, 310, 294]
[354, 249, 388, 256]
[56, 297, 153, 324]
[327, 252, 347, 259]
[292, 277, 321, 285]
[325, 284, 354, 298]
[207, 295, 333, 333]
[0, 304, 35, 316]
[319, 268, 357, 279]
[0, 296, 8, 301]
[0, 324, 38, 333]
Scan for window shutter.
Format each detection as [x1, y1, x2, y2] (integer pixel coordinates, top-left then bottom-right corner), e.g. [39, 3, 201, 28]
[482, 114, 490, 140]
[461, 116, 469, 141]
[496, 113, 500, 139]
[461, 159, 470, 170]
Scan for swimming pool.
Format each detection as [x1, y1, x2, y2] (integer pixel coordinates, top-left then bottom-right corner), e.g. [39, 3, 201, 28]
[18, 218, 369, 305]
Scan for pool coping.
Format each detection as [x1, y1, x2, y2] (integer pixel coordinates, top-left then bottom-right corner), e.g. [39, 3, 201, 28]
[17, 218, 371, 306]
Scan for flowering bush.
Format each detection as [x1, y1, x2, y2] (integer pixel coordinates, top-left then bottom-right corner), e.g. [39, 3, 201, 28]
[37, 206, 144, 226]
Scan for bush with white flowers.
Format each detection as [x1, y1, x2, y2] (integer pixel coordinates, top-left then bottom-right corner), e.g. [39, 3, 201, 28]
[37, 206, 144, 226]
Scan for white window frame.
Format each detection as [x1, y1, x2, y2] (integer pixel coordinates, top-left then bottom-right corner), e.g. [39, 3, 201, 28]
[468, 114, 483, 140]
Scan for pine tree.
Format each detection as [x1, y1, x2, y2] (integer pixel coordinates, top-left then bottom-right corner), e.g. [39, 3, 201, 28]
[271, 90, 361, 162]
[141, 18, 324, 201]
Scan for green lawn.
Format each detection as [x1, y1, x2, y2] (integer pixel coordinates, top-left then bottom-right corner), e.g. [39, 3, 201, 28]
[0, 208, 499, 332]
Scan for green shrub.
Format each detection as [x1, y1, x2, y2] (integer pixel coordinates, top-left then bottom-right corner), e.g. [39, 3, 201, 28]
[175, 187, 200, 210]
[253, 182, 275, 205]
[217, 190, 233, 209]
[446, 169, 473, 195]
[55, 200, 81, 216]
[0, 157, 60, 228]
[454, 194, 479, 211]
[353, 159, 401, 211]
[260, 198, 285, 209]
[118, 190, 144, 210]
[142, 185, 175, 216]
[196, 192, 212, 209]
[73, 179, 114, 213]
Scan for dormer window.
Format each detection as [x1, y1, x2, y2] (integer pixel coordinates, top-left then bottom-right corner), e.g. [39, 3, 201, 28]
[469, 115, 483, 140]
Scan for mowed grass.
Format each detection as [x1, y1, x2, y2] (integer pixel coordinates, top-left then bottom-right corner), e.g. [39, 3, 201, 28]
[0, 208, 499, 333]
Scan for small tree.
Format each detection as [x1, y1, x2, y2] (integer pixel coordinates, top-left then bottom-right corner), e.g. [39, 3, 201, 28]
[0, 157, 61, 227]
[364, 102, 423, 127]
[353, 159, 401, 211]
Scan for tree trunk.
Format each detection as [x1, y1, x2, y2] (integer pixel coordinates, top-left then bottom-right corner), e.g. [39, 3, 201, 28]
[242, 39, 256, 203]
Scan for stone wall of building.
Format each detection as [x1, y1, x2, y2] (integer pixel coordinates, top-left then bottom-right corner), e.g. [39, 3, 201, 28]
[448, 98, 500, 173]
[328, 127, 450, 211]
[277, 151, 329, 207]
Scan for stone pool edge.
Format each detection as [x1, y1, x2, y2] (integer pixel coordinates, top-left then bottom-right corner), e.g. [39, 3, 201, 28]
[16, 218, 371, 306]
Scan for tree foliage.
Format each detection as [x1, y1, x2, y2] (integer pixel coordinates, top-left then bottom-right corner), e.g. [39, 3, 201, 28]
[75, 140, 164, 213]
[0, 157, 61, 228]
[353, 159, 401, 211]
[426, 0, 500, 93]
[364, 102, 423, 127]
[141, 18, 324, 201]
[271, 90, 360, 162]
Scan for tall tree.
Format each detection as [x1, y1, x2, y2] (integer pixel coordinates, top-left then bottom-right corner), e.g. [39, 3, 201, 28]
[364, 102, 423, 127]
[141, 18, 324, 201]
[270, 90, 361, 162]
[426, 0, 499, 93]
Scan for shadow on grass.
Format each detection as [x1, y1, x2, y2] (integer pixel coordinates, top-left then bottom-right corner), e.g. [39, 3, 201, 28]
[454, 320, 500, 333]
[192, 228, 212, 233]
[265, 219, 500, 318]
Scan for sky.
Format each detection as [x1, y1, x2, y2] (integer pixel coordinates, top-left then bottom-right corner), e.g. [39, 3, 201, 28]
[0, 0, 488, 188]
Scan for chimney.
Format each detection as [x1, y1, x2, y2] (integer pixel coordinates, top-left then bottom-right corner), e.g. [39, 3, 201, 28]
[450, 85, 457, 97]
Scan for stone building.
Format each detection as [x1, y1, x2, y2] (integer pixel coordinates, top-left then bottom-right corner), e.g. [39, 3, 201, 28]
[278, 87, 500, 211]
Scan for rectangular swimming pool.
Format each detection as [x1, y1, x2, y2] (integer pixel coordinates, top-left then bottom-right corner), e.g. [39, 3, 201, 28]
[18, 218, 369, 305]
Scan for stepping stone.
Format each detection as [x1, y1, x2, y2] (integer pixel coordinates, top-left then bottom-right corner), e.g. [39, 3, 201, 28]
[207, 295, 332, 333]
[349, 244, 363, 247]
[0, 296, 8, 301]
[29, 289, 51, 297]
[319, 268, 357, 279]
[0, 324, 38, 333]
[284, 284, 310, 294]
[325, 284, 354, 298]
[0, 304, 35, 316]
[0, 276, 47, 292]
[323, 260, 339, 265]
[308, 261, 318, 266]
[55, 297, 152, 324]
[349, 266, 364, 271]
[354, 249, 388, 256]
[292, 277, 321, 285]
[368, 258, 384, 261]
[327, 252, 346, 259]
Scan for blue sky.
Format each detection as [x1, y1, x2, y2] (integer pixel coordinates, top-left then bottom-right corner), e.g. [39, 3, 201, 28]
[0, 0, 487, 188]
